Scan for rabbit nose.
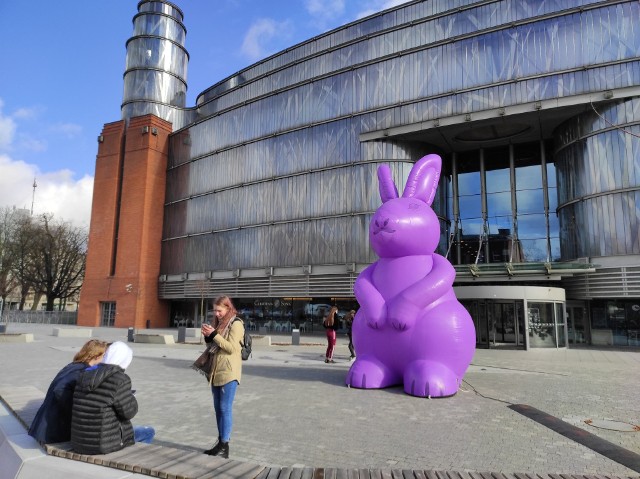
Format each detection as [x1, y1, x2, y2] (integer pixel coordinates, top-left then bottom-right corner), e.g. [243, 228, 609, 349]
[373, 218, 395, 235]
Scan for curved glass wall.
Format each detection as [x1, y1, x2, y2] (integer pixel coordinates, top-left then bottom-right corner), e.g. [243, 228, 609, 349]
[161, 139, 444, 273]
[161, 0, 640, 284]
[189, 2, 640, 160]
[555, 98, 640, 259]
[198, 0, 621, 103]
[197, 2, 640, 120]
[122, 0, 189, 128]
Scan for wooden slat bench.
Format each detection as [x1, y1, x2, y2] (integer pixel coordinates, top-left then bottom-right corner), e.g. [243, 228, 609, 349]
[0, 386, 636, 479]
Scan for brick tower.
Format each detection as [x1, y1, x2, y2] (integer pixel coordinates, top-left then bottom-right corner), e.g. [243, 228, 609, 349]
[77, 1, 188, 328]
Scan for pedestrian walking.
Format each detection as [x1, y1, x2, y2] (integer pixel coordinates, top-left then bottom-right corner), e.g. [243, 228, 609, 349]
[344, 309, 357, 360]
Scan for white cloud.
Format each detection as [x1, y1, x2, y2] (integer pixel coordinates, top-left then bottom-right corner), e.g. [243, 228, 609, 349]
[13, 107, 42, 120]
[0, 154, 93, 228]
[50, 122, 82, 138]
[0, 98, 93, 228]
[305, 0, 345, 20]
[356, 0, 408, 19]
[0, 108, 17, 150]
[17, 136, 47, 152]
[240, 18, 292, 61]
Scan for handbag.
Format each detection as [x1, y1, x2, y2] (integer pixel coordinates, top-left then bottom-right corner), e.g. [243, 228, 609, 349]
[191, 344, 216, 383]
[191, 317, 234, 383]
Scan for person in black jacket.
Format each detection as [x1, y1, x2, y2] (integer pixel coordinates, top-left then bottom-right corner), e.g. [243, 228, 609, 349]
[28, 339, 108, 444]
[344, 309, 357, 360]
[70, 341, 155, 454]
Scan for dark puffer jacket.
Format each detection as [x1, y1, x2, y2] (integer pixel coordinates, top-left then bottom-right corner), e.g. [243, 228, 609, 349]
[70, 363, 138, 454]
[28, 362, 87, 443]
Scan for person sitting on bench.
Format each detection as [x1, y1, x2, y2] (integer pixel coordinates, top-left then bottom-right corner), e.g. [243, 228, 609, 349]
[71, 341, 155, 454]
[29, 339, 108, 444]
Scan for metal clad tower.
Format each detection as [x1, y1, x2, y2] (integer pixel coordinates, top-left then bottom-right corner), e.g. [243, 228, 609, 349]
[121, 0, 189, 129]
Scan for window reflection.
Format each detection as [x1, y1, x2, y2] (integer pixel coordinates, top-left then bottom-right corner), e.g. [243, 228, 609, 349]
[450, 141, 558, 265]
[528, 302, 557, 348]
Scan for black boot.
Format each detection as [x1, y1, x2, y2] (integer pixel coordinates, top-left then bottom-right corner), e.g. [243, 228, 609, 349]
[218, 441, 229, 459]
[204, 439, 229, 459]
[203, 438, 222, 456]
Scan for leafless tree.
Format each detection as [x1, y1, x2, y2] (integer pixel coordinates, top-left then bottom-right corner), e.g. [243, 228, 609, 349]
[0, 207, 21, 311]
[8, 213, 39, 309]
[24, 214, 88, 311]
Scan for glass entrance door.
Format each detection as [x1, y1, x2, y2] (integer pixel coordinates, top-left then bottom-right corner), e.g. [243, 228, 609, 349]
[566, 303, 587, 344]
[460, 300, 489, 348]
[490, 301, 525, 348]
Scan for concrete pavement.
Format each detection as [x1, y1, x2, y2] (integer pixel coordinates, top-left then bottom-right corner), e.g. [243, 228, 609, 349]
[0, 323, 638, 476]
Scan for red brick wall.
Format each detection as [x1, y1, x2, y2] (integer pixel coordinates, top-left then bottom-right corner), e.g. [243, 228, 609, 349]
[78, 115, 171, 329]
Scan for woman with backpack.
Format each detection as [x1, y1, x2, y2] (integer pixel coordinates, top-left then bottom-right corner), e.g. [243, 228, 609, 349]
[200, 295, 244, 459]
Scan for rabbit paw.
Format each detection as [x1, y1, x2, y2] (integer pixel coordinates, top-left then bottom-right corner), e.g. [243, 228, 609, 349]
[403, 360, 460, 398]
[388, 301, 420, 330]
[366, 315, 386, 329]
[346, 357, 400, 389]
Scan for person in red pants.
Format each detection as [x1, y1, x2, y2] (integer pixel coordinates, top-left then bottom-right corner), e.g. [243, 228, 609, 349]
[323, 306, 339, 363]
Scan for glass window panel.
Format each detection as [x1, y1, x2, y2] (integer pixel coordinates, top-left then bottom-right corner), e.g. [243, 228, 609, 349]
[488, 215, 512, 236]
[516, 189, 544, 215]
[528, 302, 556, 348]
[550, 237, 561, 261]
[460, 217, 483, 236]
[459, 195, 482, 221]
[516, 165, 543, 190]
[487, 191, 512, 217]
[486, 168, 510, 193]
[520, 238, 548, 262]
[517, 214, 547, 239]
[458, 171, 481, 220]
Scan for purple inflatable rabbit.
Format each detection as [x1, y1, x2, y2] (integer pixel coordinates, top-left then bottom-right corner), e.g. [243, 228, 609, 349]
[346, 154, 475, 398]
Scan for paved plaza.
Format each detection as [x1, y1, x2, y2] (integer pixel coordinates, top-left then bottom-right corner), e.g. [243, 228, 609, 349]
[0, 323, 638, 476]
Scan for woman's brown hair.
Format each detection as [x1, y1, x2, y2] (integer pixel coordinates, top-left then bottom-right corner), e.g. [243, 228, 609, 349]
[214, 295, 237, 324]
[73, 339, 108, 364]
[325, 306, 339, 327]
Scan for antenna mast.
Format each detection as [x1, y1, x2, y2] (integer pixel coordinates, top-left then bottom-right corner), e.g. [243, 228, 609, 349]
[31, 178, 37, 216]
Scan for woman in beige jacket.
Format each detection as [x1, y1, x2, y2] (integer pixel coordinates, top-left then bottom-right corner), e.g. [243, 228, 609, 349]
[201, 295, 244, 459]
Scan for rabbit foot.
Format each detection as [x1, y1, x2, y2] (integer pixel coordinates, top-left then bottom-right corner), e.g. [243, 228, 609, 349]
[346, 357, 400, 389]
[403, 360, 460, 398]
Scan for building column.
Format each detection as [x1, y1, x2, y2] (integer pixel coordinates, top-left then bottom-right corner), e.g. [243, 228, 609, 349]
[78, 114, 172, 328]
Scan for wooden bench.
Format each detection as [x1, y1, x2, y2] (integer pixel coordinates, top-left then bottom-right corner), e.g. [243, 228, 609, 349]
[0, 387, 634, 479]
[0, 386, 264, 479]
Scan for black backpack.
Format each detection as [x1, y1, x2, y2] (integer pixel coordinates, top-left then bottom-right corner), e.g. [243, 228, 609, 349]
[234, 318, 252, 360]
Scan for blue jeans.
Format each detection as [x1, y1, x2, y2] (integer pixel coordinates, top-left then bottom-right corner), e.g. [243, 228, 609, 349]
[211, 380, 238, 442]
[133, 425, 155, 444]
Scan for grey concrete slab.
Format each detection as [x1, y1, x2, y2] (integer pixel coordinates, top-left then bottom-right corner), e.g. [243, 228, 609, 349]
[0, 323, 638, 477]
[16, 455, 145, 479]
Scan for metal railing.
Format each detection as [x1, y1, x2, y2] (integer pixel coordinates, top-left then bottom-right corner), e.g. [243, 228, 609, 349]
[1, 311, 77, 325]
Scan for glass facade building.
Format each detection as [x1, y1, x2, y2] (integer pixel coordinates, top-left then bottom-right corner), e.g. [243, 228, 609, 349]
[122, 1, 640, 348]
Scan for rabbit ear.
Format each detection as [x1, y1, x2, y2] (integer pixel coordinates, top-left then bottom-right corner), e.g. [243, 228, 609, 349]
[402, 154, 442, 205]
[377, 164, 399, 203]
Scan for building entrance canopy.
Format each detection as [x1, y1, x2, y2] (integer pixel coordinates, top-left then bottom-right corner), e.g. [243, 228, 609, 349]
[454, 261, 596, 283]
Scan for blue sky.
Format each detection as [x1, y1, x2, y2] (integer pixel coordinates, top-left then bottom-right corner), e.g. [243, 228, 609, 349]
[0, 0, 405, 227]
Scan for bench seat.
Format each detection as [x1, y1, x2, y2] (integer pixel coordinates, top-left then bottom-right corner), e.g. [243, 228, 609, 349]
[0, 386, 634, 479]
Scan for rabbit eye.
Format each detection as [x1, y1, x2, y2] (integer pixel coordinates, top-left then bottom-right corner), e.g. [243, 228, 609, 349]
[409, 203, 420, 210]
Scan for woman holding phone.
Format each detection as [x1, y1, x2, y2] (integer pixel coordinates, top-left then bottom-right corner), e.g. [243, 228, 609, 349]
[200, 295, 244, 459]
